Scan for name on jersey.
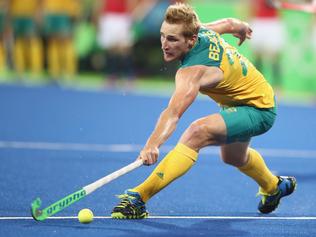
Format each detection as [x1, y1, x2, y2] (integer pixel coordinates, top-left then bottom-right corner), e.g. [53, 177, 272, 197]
[203, 31, 221, 61]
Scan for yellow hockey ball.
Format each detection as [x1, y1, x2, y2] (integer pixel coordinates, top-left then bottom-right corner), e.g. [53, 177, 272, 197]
[78, 208, 94, 224]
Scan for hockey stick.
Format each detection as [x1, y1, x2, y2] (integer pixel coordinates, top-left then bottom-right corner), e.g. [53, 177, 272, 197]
[31, 159, 143, 221]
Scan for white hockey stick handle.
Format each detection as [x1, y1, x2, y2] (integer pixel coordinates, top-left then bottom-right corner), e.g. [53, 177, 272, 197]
[83, 159, 143, 195]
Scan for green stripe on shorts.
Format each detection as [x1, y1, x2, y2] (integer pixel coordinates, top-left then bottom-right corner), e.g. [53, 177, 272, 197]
[220, 105, 277, 144]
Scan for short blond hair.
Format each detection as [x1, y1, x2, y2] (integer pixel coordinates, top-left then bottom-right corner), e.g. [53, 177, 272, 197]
[164, 3, 200, 38]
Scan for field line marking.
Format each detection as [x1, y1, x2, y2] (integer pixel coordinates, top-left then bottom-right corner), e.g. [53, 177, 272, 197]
[1, 216, 316, 220]
[0, 141, 316, 159]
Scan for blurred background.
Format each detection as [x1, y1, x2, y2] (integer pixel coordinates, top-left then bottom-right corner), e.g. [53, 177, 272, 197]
[0, 0, 315, 103]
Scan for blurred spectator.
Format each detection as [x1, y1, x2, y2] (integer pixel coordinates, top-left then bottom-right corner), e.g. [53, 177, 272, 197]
[132, 0, 185, 76]
[313, 0, 316, 52]
[133, 0, 185, 39]
[249, 0, 285, 89]
[74, 0, 97, 71]
[95, 0, 139, 89]
[9, 0, 43, 79]
[41, 0, 81, 81]
[0, 0, 7, 76]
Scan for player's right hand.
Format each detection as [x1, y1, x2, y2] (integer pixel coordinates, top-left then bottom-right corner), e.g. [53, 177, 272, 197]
[138, 146, 160, 166]
[232, 21, 252, 46]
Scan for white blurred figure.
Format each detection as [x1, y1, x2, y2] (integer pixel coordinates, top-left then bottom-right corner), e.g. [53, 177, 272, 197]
[96, 0, 159, 90]
[96, 0, 138, 90]
[249, 0, 285, 89]
[312, 0, 316, 52]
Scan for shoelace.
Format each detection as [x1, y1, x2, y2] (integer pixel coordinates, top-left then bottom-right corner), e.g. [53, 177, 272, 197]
[115, 194, 136, 208]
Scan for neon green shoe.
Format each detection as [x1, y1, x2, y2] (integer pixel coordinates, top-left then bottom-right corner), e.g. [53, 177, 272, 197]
[111, 190, 148, 219]
[258, 176, 297, 214]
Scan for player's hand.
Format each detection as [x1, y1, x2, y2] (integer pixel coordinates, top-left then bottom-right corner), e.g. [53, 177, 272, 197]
[138, 146, 160, 166]
[232, 20, 252, 46]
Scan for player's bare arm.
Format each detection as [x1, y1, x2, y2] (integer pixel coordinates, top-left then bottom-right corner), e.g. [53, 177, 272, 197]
[139, 65, 223, 165]
[203, 18, 252, 46]
[139, 67, 201, 165]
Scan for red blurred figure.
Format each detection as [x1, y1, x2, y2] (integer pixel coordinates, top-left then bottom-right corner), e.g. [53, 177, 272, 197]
[249, 0, 284, 89]
[96, 0, 138, 90]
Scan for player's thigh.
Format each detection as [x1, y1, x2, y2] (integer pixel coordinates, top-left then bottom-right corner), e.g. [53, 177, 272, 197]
[219, 106, 276, 144]
[220, 141, 250, 167]
[179, 113, 227, 149]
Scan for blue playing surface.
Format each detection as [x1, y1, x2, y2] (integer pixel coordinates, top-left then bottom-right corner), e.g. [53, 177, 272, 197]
[0, 84, 316, 237]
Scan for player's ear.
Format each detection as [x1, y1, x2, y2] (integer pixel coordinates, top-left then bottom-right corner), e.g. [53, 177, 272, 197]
[188, 34, 198, 48]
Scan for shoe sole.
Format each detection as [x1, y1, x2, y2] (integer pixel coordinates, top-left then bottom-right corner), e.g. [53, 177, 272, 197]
[111, 212, 149, 219]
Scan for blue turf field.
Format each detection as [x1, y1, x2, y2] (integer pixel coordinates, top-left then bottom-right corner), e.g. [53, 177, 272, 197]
[0, 84, 316, 236]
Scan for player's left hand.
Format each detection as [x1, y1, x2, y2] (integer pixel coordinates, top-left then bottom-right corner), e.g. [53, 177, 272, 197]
[233, 21, 252, 46]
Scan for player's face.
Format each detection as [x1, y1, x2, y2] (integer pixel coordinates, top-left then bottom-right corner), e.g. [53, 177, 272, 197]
[160, 21, 196, 62]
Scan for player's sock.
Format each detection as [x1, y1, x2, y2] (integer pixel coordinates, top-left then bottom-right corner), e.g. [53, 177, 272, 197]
[131, 143, 198, 202]
[29, 37, 43, 75]
[63, 39, 76, 77]
[238, 148, 278, 194]
[13, 38, 25, 74]
[0, 41, 5, 72]
[48, 38, 60, 78]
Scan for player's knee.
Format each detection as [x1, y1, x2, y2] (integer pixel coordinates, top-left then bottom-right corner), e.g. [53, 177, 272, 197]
[180, 121, 213, 149]
[180, 115, 226, 149]
[187, 120, 208, 139]
[221, 152, 248, 167]
[221, 154, 234, 165]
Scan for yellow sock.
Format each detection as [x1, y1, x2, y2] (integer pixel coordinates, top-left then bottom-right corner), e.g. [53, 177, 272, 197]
[14, 38, 25, 74]
[48, 39, 60, 78]
[29, 37, 43, 75]
[131, 143, 198, 202]
[62, 39, 77, 76]
[0, 41, 5, 72]
[238, 148, 278, 194]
